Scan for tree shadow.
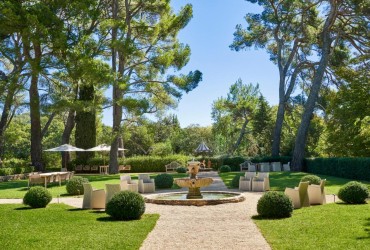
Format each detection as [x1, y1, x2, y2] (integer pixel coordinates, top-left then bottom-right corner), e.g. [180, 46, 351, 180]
[251, 214, 288, 221]
[357, 218, 370, 240]
[96, 216, 117, 222]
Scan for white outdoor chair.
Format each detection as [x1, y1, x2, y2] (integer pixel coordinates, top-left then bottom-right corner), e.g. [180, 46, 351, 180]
[239, 172, 256, 191]
[252, 172, 270, 192]
[284, 181, 310, 209]
[247, 163, 257, 172]
[120, 175, 139, 192]
[138, 174, 155, 193]
[105, 184, 121, 204]
[259, 162, 270, 172]
[282, 162, 291, 171]
[82, 183, 106, 209]
[308, 179, 326, 205]
[271, 162, 281, 172]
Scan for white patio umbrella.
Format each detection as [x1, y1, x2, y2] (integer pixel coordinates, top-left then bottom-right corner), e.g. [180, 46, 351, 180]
[85, 144, 126, 165]
[44, 144, 85, 169]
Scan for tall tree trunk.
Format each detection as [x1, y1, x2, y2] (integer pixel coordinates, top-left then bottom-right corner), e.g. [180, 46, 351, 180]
[75, 85, 96, 162]
[291, 1, 337, 170]
[109, 0, 122, 174]
[229, 118, 249, 155]
[61, 109, 76, 169]
[271, 100, 285, 156]
[0, 84, 16, 157]
[29, 43, 43, 172]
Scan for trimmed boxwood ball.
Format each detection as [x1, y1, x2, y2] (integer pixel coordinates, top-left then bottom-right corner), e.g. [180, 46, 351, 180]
[257, 191, 294, 218]
[231, 174, 241, 188]
[301, 175, 321, 185]
[23, 186, 52, 208]
[219, 165, 231, 173]
[176, 166, 187, 173]
[338, 181, 369, 204]
[106, 191, 145, 220]
[155, 173, 174, 188]
[66, 176, 89, 195]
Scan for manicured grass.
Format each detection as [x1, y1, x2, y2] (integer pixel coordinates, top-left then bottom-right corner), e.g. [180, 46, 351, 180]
[219, 171, 370, 194]
[0, 173, 188, 199]
[0, 203, 159, 250]
[253, 203, 370, 249]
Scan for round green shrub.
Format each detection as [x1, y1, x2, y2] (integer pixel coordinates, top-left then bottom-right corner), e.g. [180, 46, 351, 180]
[23, 186, 52, 208]
[106, 191, 145, 220]
[301, 175, 321, 185]
[176, 166, 187, 173]
[338, 181, 369, 204]
[219, 165, 231, 173]
[155, 173, 174, 188]
[230, 174, 241, 188]
[66, 176, 89, 195]
[257, 191, 294, 218]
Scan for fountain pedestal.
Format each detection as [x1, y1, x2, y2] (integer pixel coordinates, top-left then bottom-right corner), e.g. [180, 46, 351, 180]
[175, 161, 213, 199]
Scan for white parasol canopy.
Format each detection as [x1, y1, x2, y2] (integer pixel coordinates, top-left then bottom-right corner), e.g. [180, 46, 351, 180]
[44, 144, 85, 152]
[44, 144, 85, 169]
[85, 144, 126, 152]
[85, 144, 127, 165]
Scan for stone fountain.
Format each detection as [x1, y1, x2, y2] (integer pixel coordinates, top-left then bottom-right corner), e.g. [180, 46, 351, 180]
[175, 160, 213, 199]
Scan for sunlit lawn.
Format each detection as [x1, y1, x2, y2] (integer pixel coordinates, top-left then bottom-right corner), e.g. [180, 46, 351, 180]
[0, 203, 158, 250]
[0, 173, 187, 199]
[219, 171, 370, 195]
[253, 202, 370, 250]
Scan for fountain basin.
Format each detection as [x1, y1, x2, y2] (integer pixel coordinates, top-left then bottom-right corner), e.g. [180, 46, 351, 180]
[144, 191, 245, 206]
[175, 177, 213, 188]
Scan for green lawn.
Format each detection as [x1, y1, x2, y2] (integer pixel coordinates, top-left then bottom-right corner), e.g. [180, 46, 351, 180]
[219, 171, 370, 194]
[0, 173, 187, 199]
[253, 203, 370, 249]
[0, 203, 159, 250]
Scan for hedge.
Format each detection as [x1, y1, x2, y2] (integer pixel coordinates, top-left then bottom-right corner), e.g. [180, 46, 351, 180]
[306, 157, 370, 181]
[0, 158, 33, 176]
[124, 155, 189, 172]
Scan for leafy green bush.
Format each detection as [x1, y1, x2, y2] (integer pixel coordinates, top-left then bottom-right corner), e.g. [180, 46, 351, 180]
[301, 175, 321, 185]
[154, 174, 174, 188]
[219, 165, 231, 173]
[257, 191, 293, 218]
[66, 176, 89, 195]
[306, 157, 370, 181]
[176, 166, 187, 173]
[23, 186, 52, 208]
[338, 181, 369, 204]
[230, 174, 241, 188]
[106, 191, 145, 220]
[124, 155, 190, 172]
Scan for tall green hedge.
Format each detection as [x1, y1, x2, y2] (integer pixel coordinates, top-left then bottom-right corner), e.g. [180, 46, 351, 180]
[124, 155, 189, 172]
[306, 157, 370, 181]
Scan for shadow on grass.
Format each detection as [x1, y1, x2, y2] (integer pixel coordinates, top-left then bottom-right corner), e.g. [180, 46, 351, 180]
[96, 216, 118, 222]
[251, 214, 289, 221]
[14, 206, 36, 210]
[67, 208, 83, 212]
[357, 218, 370, 240]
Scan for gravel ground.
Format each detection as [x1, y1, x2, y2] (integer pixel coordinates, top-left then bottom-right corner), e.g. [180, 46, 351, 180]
[141, 191, 271, 250]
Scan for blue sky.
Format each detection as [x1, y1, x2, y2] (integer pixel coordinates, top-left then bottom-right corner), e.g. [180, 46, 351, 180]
[103, 0, 279, 127]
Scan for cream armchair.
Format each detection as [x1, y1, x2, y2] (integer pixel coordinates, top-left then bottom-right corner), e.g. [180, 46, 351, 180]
[259, 162, 270, 172]
[284, 181, 310, 209]
[239, 172, 256, 191]
[138, 174, 155, 193]
[308, 179, 326, 205]
[120, 175, 138, 192]
[82, 183, 106, 209]
[271, 162, 281, 172]
[252, 173, 270, 192]
[105, 184, 121, 204]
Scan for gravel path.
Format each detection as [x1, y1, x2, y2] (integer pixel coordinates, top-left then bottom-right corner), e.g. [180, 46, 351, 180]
[141, 192, 270, 250]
